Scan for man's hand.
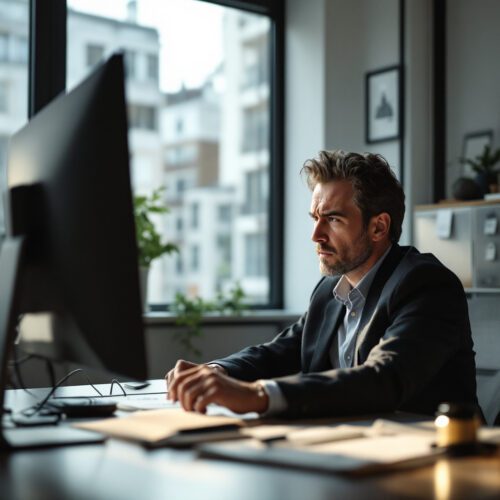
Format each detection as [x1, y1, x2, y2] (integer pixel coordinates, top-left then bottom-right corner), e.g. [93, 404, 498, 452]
[166, 362, 269, 415]
[166, 359, 226, 393]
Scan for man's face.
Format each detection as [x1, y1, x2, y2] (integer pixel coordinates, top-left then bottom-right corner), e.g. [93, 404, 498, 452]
[309, 180, 373, 276]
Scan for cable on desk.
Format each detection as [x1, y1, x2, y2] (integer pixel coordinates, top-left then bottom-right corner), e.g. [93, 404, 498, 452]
[109, 379, 127, 396]
[15, 368, 104, 420]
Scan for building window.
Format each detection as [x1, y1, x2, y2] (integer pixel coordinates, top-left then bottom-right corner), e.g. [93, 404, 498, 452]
[66, 0, 282, 307]
[242, 106, 268, 153]
[166, 145, 196, 166]
[12, 35, 28, 63]
[176, 178, 186, 195]
[190, 245, 199, 271]
[0, 82, 8, 112]
[218, 204, 231, 223]
[124, 50, 136, 78]
[147, 53, 158, 81]
[86, 43, 104, 67]
[216, 234, 231, 279]
[175, 253, 183, 274]
[0, 33, 8, 61]
[244, 232, 266, 277]
[244, 169, 267, 214]
[191, 202, 199, 229]
[176, 118, 184, 135]
[128, 104, 157, 130]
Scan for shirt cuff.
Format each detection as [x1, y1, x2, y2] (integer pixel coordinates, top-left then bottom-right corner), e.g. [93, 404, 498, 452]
[258, 380, 287, 416]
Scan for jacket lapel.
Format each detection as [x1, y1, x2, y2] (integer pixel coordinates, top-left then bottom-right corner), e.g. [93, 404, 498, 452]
[308, 295, 345, 372]
[354, 244, 408, 364]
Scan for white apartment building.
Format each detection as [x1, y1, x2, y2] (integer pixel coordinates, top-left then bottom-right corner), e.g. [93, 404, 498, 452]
[161, 82, 224, 301]
[220, 11, 270, 303]
[0, 1, 272, 306]
[67, 6, 165, 301]
[0, 0, 28, 231]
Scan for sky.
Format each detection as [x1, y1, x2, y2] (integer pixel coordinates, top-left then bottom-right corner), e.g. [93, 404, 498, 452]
[68, 0, 225, 92]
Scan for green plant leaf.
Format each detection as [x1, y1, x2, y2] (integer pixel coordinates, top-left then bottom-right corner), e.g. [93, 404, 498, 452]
[133, 187, 178, 267]
[171, 284, 247, 358]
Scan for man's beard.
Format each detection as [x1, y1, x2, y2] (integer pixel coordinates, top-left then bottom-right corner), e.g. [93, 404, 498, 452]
[317, 235, 373, 276]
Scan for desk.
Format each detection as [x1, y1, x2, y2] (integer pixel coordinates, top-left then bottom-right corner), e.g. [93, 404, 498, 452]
[2, 383, 500, 500]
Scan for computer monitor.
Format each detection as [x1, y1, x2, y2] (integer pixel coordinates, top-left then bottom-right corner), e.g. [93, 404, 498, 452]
[0, 54, 148, 420]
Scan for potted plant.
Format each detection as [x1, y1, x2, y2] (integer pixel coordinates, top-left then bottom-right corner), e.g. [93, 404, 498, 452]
[170, 283, 246, 357]
[133, 187, 178, 309]
[460, 144, 500, 195]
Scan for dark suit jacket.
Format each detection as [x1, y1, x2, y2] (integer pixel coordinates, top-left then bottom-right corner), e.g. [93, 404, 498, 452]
[213, 245, 478, 418]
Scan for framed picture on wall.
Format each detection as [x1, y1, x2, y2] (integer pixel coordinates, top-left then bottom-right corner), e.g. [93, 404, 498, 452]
[461, 130, 493, 178]
[365, 65, 401, 143]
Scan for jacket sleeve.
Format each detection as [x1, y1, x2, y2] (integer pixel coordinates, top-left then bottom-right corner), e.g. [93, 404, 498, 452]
[210, 313, 306, 381]
[211, 278, 328, 381]
[274, 262, 472, 418]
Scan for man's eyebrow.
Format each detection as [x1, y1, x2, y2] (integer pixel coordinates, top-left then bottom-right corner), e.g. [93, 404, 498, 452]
[309, 210, 347, 218]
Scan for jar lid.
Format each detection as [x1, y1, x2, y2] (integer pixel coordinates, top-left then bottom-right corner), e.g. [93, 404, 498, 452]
[436, 402, 479, 419]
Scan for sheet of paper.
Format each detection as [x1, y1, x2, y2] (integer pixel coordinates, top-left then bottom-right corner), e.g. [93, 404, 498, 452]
[484, 217, 498, 235]
[297, 434, 437, 463]
[75, 409, 243, 444]
[436, 209, 453, 239]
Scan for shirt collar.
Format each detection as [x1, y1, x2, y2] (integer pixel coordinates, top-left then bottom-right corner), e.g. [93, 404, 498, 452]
[333, 244, 392, 302]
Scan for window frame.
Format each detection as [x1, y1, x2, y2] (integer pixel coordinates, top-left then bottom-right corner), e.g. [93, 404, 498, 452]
[31, 0, 284, 310]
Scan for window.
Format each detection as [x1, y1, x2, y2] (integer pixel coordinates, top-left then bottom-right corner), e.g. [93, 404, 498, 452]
[190, 245, 199, 272]
[216, 234, 231, 279]
[0, 1, 29, 236]
[176, 179, 186, 195]
[128, 104, 157, 130]
[66, 0, 283, 307]
[124, 50, 136, 79]
[244, 169, 267, 214]
[12, 35, 28, 63]
[0, 33, 8, 61]
[191, 202, 199, 229]
[166, 145, 196, 166]
[147, 53, 158, 81]
[242, 105, 268, 153]
[86, 43, 104, 67]
[176, 118, 184, 135]
[175, 253, 183, 274]
[0, 135, 9, 230]
[218, 204, 231, 222]
[244, 232, 267, 277]
[0, 81, 8, 112]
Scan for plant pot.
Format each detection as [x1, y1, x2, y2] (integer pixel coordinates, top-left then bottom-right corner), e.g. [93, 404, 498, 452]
[475, 172, 497, 196]
[139, 266, 150, 312]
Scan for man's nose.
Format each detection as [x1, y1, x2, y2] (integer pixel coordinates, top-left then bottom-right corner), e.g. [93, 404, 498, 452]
[311, 221, 326, 243]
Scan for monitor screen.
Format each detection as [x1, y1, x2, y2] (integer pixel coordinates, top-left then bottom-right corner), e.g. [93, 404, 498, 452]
[4, 53, 147, 381]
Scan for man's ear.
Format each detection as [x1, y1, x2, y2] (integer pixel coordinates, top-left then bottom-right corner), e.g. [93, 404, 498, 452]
[370, 213, 391, 242]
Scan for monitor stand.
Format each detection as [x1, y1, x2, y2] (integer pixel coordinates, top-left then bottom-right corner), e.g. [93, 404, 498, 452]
[0, 237, 105, 450]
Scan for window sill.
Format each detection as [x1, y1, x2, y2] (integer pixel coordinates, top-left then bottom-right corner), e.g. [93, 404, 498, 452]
[143, 310, 301, 326]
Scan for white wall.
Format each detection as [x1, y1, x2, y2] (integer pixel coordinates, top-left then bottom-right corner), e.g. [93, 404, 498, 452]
[284, 0, 435, 311]
[284, 0, 328, 312]
[446, 0, 500, 196]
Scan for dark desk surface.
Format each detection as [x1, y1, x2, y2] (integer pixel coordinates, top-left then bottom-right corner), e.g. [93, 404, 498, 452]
[2, 383, 500, 500]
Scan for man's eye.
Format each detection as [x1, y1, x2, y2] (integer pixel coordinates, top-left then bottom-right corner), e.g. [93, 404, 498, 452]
[328, 217, 338, 223]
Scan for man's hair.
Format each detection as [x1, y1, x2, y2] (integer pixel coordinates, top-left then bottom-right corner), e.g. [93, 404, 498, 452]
[301, 150, 405, 242]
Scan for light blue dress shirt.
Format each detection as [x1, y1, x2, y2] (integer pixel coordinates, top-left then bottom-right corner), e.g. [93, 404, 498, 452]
[332, 245, 391, 369]
[260, 245, 392, 416]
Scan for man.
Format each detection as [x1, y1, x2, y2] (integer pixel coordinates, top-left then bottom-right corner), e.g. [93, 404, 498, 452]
[167, 150, 478, 418]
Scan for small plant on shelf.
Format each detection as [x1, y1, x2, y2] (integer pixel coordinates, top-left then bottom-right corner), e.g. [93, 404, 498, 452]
[133, 187, 178, 269]
[170, 283, 247, 358]
[460, 144, 500, 193]
[133, 187, 178, 308]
